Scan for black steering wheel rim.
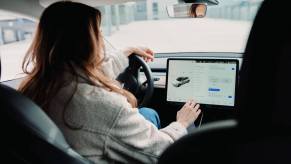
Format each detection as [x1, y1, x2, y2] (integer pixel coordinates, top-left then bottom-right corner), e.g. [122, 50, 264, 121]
[116, 54, 154, 107]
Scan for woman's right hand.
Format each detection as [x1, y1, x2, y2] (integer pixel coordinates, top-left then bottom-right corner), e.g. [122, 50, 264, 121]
[176, 100, 201, 128]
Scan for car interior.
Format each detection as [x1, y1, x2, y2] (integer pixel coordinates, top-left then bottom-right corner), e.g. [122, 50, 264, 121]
[159, 1, 291, 163]
[1, 0, 291, 163]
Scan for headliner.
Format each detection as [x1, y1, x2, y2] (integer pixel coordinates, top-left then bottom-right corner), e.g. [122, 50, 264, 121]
[0, 0, 142, 19]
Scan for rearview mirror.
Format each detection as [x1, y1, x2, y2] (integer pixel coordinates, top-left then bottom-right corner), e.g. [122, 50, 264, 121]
[166, 3, 207, 18]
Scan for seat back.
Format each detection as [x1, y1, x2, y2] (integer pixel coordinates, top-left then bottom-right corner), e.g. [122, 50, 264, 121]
[159, 120, 238, 163]
[159, 120, 291, 164]
[0, 60, 92, 163]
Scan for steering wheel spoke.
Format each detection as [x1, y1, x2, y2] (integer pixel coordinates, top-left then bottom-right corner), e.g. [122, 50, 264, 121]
[116, 54, 154, 107]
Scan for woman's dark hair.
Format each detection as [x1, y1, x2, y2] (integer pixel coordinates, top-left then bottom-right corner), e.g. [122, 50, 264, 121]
[189, 4, 198, 17]
[19, 1, 137, 112]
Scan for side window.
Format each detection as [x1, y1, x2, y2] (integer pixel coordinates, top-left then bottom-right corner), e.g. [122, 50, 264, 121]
[0, 11, 36, 82]
[3, 28, 18, 44]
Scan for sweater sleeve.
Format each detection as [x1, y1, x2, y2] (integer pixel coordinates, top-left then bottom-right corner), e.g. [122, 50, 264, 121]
[101, 48, 129, 80]
[105, 106, 187, 163]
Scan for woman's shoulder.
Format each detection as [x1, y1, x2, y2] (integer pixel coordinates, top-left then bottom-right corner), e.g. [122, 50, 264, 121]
[75, 83, 132, 111]
[58, 82, 133, 132]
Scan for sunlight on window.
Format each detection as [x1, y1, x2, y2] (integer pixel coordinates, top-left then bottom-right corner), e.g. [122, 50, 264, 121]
[98, 0, 263, 53]
[0, 0, 263, 82]
[0, 10, 36, 81]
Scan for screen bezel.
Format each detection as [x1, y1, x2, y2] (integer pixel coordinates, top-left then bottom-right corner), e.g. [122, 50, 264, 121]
[166, 58, 239, 110]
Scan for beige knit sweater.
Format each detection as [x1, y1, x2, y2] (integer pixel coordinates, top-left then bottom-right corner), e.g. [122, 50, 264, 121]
[48, 48, 187, 164]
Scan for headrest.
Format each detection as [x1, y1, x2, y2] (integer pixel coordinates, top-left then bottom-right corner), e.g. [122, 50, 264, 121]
[0, 84, 69, 150]
[238, 0, 291, 131]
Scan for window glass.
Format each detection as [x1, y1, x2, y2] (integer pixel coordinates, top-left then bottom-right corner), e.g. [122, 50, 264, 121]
[98, 0, 263, 53]
[0, 10, 36, 82]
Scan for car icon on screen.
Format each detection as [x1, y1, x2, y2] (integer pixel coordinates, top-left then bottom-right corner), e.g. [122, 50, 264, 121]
[172, 76, 190, 87]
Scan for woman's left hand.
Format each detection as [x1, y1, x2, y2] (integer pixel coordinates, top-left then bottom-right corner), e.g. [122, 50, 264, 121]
[123, 47, 154, 62]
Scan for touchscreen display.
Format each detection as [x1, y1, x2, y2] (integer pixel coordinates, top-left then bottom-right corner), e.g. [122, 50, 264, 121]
[166, 59, 238, 107]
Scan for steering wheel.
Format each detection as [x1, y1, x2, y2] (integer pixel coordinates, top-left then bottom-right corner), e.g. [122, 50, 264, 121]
[116, 54, 154, 107]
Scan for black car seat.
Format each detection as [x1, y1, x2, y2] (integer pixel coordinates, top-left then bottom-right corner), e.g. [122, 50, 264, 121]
[0, 61, 93, 163]
[158, 0, 291, 163]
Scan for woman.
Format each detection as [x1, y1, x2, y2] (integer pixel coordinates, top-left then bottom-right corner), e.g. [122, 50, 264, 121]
[19, 1, 201, 163]
[189, 4, 206, 18]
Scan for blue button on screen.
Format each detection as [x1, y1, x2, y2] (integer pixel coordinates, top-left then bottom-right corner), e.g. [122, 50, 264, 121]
[208, 88, 220, 92]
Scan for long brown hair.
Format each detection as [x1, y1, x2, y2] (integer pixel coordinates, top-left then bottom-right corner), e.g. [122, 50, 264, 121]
[19, 1, 137, 111]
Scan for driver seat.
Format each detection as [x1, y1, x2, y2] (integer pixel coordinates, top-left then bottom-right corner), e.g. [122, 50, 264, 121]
[0, 61, 93, 163]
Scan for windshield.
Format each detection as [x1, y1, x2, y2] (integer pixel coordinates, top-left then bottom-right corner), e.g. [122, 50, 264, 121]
[0, 0, 263, 82]
[100, 0, 263, 53]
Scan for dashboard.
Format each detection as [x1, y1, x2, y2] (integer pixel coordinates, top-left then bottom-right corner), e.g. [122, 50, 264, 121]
[140, 52, 243, 89]
[1, 52, 243, 90]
